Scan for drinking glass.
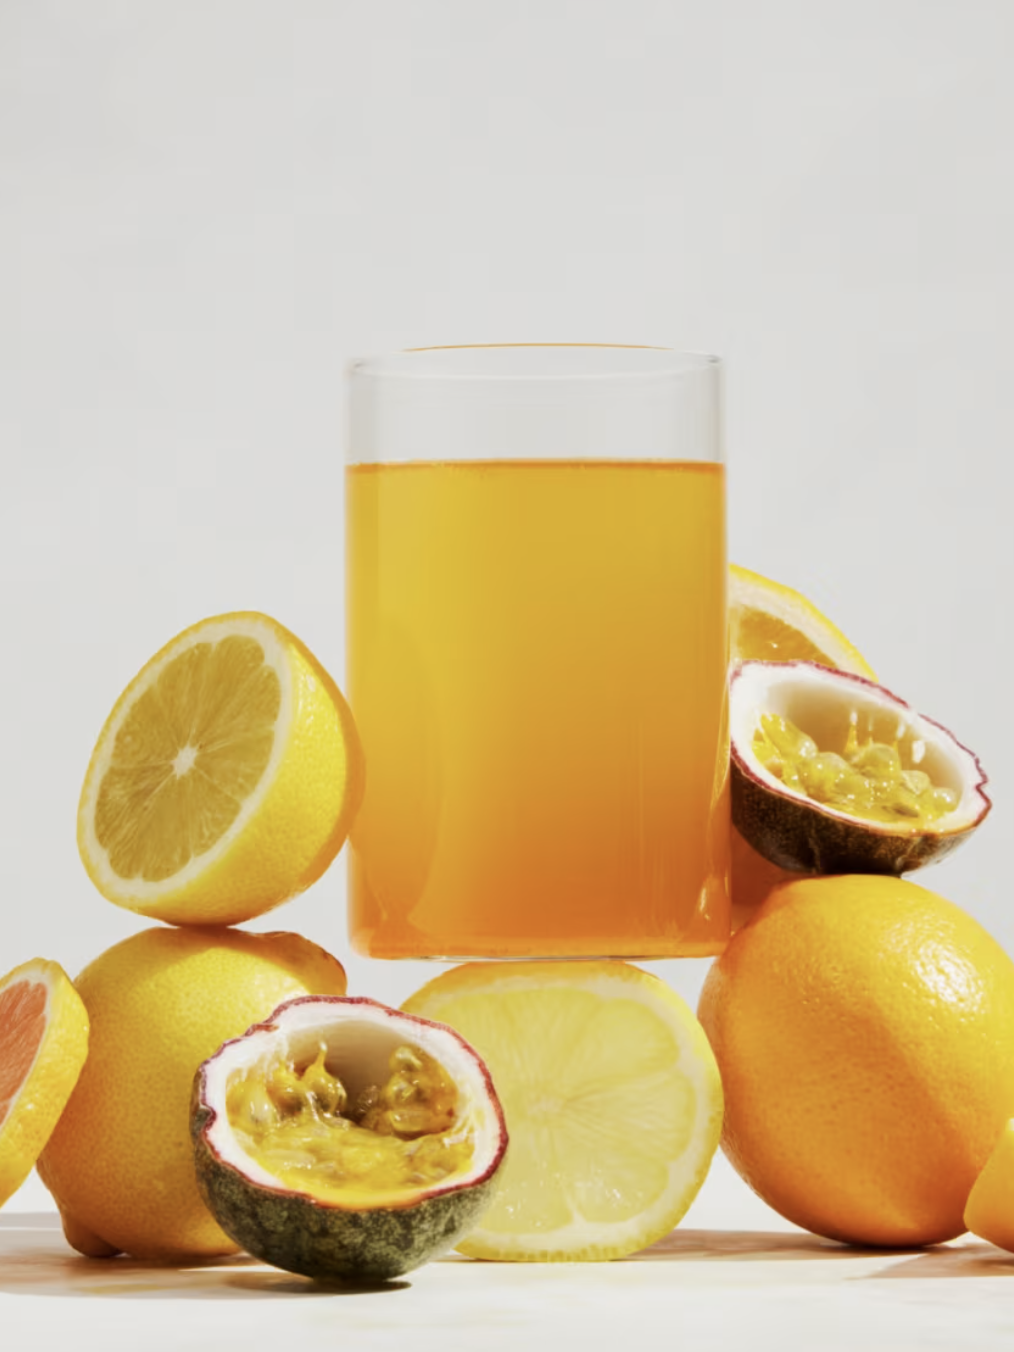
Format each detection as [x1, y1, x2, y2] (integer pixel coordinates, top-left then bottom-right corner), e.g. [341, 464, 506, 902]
[345, 344, 728, 959]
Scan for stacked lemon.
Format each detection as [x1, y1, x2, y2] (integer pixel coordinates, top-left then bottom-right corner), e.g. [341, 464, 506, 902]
[5, 613, 361, 1258]
[76, 612, 364, 928]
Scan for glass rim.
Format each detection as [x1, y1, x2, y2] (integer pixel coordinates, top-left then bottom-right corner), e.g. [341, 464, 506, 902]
[348, 343, 721, 384]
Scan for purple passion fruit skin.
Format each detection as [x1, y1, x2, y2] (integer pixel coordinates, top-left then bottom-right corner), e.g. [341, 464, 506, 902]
[191, 995, 508, 1283]
[730, 661, 990, 876]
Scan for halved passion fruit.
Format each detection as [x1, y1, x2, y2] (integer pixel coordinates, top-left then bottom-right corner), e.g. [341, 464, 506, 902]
[730, 661, 990, 876]
[191, 995, 507, 1282]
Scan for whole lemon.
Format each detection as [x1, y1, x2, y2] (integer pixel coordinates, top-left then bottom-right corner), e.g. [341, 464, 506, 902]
[37, 926, 347, 1260]
[697, 875, 1014, 1247]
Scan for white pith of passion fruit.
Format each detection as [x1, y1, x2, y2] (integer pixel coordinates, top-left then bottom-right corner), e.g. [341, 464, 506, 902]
[191, 995, 507, 1282]
[730, 660, 990, 876]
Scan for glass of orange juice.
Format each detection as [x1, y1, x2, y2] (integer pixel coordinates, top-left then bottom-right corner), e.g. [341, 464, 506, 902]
[345, 345, 728, 959]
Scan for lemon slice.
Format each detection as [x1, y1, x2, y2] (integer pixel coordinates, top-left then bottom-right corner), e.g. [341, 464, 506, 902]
[964, 1119, 1014, 1252]
[0, 958, 89, 1207]
[402, 960, 723, 1261]
[729, 564, 875, 677]
[78, 612, 364, 927]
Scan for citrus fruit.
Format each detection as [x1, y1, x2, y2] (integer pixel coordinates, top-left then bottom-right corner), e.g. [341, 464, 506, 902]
[729, 826, 792, 933]
[192, 995, 508, 1281]
[697, 875, 1014, 1246]
[729, 563, 875, 677]
[0, 958, 89, 1207]
[37, 926, 347, 1260]
[964, 1120, 1014, 1252]
[77, 611, 364, 926]
[402, 960, 723, 1261]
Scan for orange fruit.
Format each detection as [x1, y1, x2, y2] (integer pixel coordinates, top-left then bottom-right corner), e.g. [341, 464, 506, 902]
[728, 564, 875, 677]
[0, 959, 89, 1206]
[964, 1120, 1014, 1252]
[77, 611, 364, 927]
[37, 926, 347, 1260]
[728, 826, 794, 934]
[697, 874, 1014, 1246]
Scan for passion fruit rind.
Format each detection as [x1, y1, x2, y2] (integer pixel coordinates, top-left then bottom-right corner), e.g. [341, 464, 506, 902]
[192, 1134, 499, 1282]
[734, 767, 973, 875]
[730, 661, 990, 876]
[191, 995, 508, 1282]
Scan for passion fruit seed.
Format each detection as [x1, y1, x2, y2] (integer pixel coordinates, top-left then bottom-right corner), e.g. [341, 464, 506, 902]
[360, 1044, 459, 1139]
[225, 1043, 473, 1198]
[753, 713, 959, 827]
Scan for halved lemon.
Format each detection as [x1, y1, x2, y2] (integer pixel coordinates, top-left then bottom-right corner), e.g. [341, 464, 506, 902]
[78, 612, 364, 926]
[729, 564, 875, 677]
[0, 958, 89, 1207]
[402, 960, 723, 1261]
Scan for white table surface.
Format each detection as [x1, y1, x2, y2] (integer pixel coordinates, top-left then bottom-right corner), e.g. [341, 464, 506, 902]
[4, 1158, 1013, 1352]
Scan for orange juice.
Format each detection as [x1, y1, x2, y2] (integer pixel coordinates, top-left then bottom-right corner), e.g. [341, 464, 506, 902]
[346, 459, 729, 958]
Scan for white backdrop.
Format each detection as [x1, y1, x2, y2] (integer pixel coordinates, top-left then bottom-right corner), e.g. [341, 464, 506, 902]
[3, 0, 1013, 1212]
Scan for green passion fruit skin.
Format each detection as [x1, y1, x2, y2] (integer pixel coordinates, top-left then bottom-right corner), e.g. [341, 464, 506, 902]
[191, 995, 508, 1283]
[730, 661, 990, 876]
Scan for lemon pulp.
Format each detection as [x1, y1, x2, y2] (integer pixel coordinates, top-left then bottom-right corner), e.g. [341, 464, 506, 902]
[94, 636, 281, 883]
[226, 1045, 473, 1201]
[728, 563, 876, 677]
[732, 610, 833, 666]
[753, 712, 958, 825]
[447, 990, 693, 1232]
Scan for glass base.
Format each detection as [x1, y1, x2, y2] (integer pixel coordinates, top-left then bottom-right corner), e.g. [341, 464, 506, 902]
[350, 935, 730, 963]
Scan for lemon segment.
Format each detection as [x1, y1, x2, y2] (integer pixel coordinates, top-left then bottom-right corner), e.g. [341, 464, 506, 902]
[77, 612, 364, 927]
[402, 961, 723, 1261]
[729, 563, 875, 678]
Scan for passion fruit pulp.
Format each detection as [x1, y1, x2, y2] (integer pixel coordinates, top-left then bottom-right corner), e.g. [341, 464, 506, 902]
[226, 1040, 471, 1199]
[752, 712, 960, 826]
[730, 661, 990, 876]
[191, 995, 507, 1282]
